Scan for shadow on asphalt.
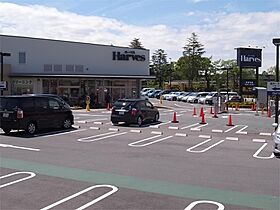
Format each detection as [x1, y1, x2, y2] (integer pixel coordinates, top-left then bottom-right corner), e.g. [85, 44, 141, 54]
[0, 127, 77, 138]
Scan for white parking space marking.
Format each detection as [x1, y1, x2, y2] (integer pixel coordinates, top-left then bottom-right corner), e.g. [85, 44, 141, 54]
[253, 143, 275, 159]
[259, 132, 272, 136]
[224, 125, 238, 133]
[168, 126, 179, 130]
[153, 121, 172, 128]
[0, 143, 40, 152]
[236, 125, 248, 134]
[175, 133, 188, 137]
[184, 200, 225, 210]
[212, 129, 223, 133]
[108, 128, 119, 131]
[199, 135, 211, 139]
[85, 118, 109, 123]
[128, 135, 173, 147]
[77, 131, 116, 141]
[252, 139, 266, 143]
[151, 131, 163, 135]
[181, 123, 199, 130]
[40, 129, 87, 138]
[190, 123, 208, 131]
[226, 137, 239, 141]
[41, 185, 118, 210]
[77, 132, 127, 142]
[90, 127, 100, 130]
[130, 129, 141, 133]
[0, 172, 36, 188]
[186, 139, 224, 153]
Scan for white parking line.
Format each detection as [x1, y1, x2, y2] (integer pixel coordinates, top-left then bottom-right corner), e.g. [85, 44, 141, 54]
[236, 125, 248, 135]
[186, 139, 224, 153]
[253, 143, 274, 159]
[77, 131, 116, 141]
[175, 133, 188, 137]
[78, 132, 128, 142]
[128, 135, 173, 147]
[224, 125, 238, 133]
[184, 200, 225, 210]
[0, 143, 40, 152]
[226, 137, 239, 141]
[151, 131, 163, 135]
[40, 129, 87, 138]
[190, 123, 208, 131]
[41, 185, 118, 210]
[212, 129, 223, 133]
[252, 139, 266, 143]
[0, 172, 36, 189]
[181, 123, 199, 130]
[168, 126, 179, 130]
[130, 130, 141, 133]
[199, 135, 211, 139]
[259, 133, 272, 136]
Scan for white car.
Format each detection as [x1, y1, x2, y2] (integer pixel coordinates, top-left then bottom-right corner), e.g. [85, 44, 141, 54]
[166, 92, 183, 101]
[272, 123, 280, 157]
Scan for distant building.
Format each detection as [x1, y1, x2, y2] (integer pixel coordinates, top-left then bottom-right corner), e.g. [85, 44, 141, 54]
[1, 35, 154, 106]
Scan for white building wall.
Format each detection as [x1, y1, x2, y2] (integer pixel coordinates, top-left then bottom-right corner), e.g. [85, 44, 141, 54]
[0, 35, 149, 76]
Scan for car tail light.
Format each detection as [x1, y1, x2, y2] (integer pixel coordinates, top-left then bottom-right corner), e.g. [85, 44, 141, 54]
[131, 108, 138, 116]
[17, 108, 23, 119]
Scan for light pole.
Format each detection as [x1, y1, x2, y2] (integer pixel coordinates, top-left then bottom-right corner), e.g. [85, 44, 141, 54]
[273, 38, 280, 124]
[1, 52, 11, 96]
[221, 67, 233, 111]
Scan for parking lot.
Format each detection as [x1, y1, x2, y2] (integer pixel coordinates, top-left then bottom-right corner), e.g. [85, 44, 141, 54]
[0, 98, 279, 210]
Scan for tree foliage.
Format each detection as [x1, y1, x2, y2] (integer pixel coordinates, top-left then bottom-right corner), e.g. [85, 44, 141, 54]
[129, 38, 145, 49]
[150, 49, 168, 88]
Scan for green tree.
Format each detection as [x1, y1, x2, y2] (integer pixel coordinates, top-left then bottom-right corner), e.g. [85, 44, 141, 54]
[182, 32, 206, 90]
[151, 49, 168, 89]
[129, 38, 145, 49]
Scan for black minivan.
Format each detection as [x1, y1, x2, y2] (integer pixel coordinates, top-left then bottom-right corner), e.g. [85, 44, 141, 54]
[0, 94, 74, 134]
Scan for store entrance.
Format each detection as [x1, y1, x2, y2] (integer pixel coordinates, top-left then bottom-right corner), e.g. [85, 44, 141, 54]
[58, 86, 80, 106]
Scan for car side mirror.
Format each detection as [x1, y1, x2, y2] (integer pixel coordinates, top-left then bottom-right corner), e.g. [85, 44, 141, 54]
[272, 123, 278, 128]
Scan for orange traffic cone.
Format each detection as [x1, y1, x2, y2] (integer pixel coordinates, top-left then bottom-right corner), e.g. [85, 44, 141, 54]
[200, 113, 206, 124]
[200, 107, 204, 117]
[107, 103, 111, 111]
[227, 115, 234, 126]
[193, 107, 197, 116]
[172, 112, 179, 123]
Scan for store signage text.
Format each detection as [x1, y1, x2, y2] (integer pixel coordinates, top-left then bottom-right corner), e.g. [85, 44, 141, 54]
[112, 51, 145, 61]
[237, 48, 262, 67]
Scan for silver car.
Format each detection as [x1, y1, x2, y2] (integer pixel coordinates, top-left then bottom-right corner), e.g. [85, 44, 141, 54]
[272, 123, 280, 157]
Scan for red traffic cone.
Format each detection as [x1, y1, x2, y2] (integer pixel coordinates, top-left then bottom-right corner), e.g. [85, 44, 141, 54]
[267, 108, 271, 118]
[200, 107, 204, 117]
[227, 115, 234, 126]
[200, 113, 206, 124]
[172, 112, 179, 123]
[193, 107, 197, 116]
[212, 108, 218, 118]
[210, 107, 214, 114]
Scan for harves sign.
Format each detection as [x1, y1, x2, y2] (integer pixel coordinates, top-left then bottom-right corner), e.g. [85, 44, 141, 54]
[237, 48, 262, 67]
[113, 51, 146, 61]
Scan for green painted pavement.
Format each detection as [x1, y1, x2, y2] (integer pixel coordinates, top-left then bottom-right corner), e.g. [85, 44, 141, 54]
[1, 158, 279, 210]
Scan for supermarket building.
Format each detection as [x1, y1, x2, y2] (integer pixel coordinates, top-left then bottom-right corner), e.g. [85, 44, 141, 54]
[0, 35, 152, 106]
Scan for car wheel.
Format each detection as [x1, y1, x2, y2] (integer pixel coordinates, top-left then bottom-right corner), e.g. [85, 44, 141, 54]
[26, 121, 37, 135]
[3, 128, 11, 134]
[63, 118, 72, 129]
[154, 113, 159, 122]
[137, 116, 143, 127]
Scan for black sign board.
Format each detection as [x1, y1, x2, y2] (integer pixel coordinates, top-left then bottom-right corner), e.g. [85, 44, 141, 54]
[237, 48, 262, 67]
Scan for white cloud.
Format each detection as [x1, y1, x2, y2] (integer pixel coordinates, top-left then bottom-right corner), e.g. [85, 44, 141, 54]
[0, 2, 279, 71]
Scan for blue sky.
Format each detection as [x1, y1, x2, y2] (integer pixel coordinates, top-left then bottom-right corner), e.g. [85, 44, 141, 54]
[1, 0, 280, 71]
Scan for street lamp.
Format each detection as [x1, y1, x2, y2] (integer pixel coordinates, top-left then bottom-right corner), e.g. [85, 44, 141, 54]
[1, 52, 11, 96]
[273, 38, 280, 124]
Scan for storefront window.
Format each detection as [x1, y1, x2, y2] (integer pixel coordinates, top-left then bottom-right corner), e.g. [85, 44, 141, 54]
[12, 79, 33, 94]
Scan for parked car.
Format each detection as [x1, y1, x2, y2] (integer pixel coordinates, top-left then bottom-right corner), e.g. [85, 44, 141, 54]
[111, 99, 159, 126]
[0, 94, 74, 134]
[177, 92, 189, 101]
[195, 92, 210, 104]
[155, 89, 176, 99]
[140, 88, 155, 96]
[186, 92, 199, 103]
[272, 123, 280, 157]
[148, 89, 161, 98]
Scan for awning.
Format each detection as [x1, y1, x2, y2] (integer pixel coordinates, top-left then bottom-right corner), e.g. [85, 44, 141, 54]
[9, 73, 155, 80]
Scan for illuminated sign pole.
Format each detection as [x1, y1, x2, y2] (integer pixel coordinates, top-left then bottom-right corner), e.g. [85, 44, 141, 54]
[273, 38, 280, 124]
